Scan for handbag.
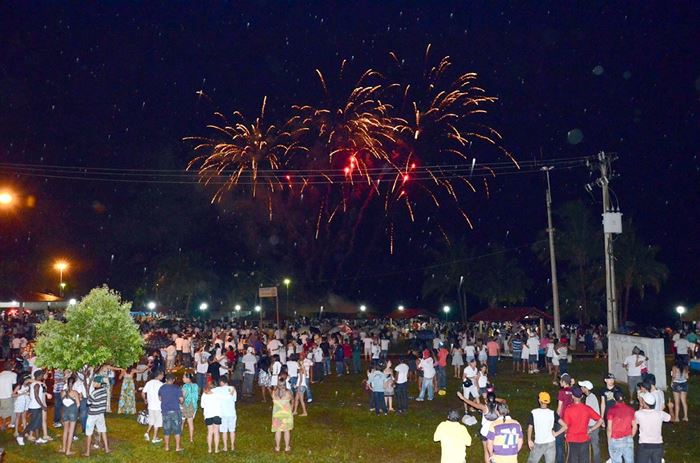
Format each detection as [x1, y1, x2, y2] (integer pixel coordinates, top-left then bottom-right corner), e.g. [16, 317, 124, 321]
[137, 409, 149, 425]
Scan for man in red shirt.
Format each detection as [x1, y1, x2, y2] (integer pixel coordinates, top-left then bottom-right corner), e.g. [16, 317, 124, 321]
[436, 344, 449, 390]
[606, 390, 636, 463]
[562, 386, 603, 463]
[486, 337, 500, 376]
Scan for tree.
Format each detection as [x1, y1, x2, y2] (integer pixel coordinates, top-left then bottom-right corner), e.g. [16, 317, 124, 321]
[614, 220, 668, 324]
[35, 286, 143, 374]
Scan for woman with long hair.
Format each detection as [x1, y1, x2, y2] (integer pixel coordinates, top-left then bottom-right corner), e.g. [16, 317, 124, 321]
[457, 389, 504, 463]
[292, 359, 308, 417]
[271, 372, 293, 452]
[59, 375, 81, 456]
[200, 382, 221, 453]
[117, 367, 136, 414]
[671, 356, 690, 422]
[181, 372, 199, 443]
[258, 357, 272, 403]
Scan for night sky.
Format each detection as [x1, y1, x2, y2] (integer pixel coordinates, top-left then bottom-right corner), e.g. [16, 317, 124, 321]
[1, 3, 698, 321]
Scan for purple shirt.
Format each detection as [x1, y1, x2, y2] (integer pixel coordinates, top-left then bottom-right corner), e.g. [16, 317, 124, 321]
[159, 383, 183, 413]
[487, 418, 523, 458]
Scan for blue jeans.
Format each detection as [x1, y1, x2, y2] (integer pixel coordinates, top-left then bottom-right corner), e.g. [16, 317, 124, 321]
[436, 366, 447, 389]
[609, 436, 634, 463]
[79, 399, 88, 434]
[372, 391, 387, 415]
[352, 353, 362, 373]
[418, 377, 434, 400]
[53, 393, 63, 424]
[305, 382, 313, 401]
[323, 358, 331, 376]
[335, 360, 345, 375]
[487, 355, 498, 376]
[196, 373, 206, 393]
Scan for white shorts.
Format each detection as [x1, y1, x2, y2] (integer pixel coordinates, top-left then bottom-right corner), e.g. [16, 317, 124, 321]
[148, 409, 163, 427]
[86, 414, 106, 436]
[220, 415, 237, 433]
[463, 384, 479, 400]
[14, 396, 28, 414]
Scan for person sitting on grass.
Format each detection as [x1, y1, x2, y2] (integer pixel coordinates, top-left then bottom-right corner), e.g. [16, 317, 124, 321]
[83, 375, 109, 457]
[433, 409, 472, 463]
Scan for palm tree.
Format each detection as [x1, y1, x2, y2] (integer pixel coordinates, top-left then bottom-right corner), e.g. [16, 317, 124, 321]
[614, 220, 668, 324]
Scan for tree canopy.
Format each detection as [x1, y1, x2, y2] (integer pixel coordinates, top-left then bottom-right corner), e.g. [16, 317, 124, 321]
[35, 285, 143, 371]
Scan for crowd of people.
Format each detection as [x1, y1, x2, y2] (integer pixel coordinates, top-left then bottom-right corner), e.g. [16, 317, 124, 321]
[0, 311, 694, 462]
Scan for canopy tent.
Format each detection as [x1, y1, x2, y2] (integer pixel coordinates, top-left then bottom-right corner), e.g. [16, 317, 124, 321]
[469, 306, 553, 323]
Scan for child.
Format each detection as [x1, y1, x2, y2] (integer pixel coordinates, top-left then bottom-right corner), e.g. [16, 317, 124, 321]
[477, 364, 489, 401]
[12, 376, 30, 438]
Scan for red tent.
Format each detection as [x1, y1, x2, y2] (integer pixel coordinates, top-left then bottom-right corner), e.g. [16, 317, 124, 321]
[469, 306, 553, 322]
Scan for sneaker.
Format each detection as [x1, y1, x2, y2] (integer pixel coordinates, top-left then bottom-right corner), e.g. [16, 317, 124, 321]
[35, 438, 47, 444]
[144, 432, 150, 442]
[73, 436, 79, 441]
[53, 422, 62, 428]
[152, 438, 162, 444]
[307, 398, 313, 403]
[415, 398, 424, 402]
[16, 436, 24, 446]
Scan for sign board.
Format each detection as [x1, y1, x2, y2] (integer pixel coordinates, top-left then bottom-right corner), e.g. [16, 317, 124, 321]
[608, 333, 666, 390]
[258, 287, 278, 298]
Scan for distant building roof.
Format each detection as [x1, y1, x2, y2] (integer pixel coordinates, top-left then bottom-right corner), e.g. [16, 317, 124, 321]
[0, 291, 63, 303]
[387, 308, 436, 320]
[469, 306, 553, 322]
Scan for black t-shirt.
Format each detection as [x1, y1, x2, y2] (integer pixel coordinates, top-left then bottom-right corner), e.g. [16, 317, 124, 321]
[599, 385, 623, 417]
[320, 341, 330, 356]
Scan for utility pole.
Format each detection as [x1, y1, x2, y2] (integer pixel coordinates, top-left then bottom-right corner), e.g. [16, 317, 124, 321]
[587, 152, 621, 335]
[542, 167, 561, 338]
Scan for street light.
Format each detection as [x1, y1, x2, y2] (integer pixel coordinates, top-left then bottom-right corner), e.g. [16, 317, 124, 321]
[443, 305, 451, 322]
[283, 278, 291, 315]
[360, 305, 367, 313]
[68, 298, 77, 306]
[0, 190, 15, 206]
[235, 304, 241, 312]
[677, 305, 687, 326]
[54, 260, 69, 297]
[147, 301, 156, 311]
[254, 305, 261, 312]
[398, 305, 405, 311]
[199, 302, 208, 311]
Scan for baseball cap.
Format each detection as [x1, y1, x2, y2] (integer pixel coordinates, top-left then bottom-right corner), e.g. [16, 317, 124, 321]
[93, 375, 104, 384]
[571, 386, 584, 398]
[642, 393, 656, 406]
[604, 373, 615, 380]
[578, 380, 594, 390]
[538, 391, 551, 404]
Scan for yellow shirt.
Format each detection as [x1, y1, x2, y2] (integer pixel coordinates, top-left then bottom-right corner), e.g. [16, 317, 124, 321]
[434, 421, 472, 463]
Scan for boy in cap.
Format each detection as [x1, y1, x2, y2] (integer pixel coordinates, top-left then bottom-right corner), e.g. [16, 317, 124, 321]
[599, 373, 623, 420]
[634, 393, 671, 462]
[527, 391, 567, 463]
[578, 380, 601, 463]
[84, 375, 109, 457]
[561, 386, 603, 463]
[433, 409, 472, 463]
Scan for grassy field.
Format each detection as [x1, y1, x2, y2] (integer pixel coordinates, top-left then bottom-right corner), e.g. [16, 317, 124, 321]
[1, 357, 696, 462]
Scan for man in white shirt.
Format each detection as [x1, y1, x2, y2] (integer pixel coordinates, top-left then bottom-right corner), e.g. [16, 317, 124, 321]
[181, 335, 192, 368]
[675, 333, 690, 363]
[462, 358, 479, 401]
[267, 338, 282, 358]
[175, 334, 185, 366]
[623, 348, 644, 404]
[394, 357, 410, 413]
[527, 333, 540, 374]
[194, 348, 210, 392]
[634, 393, 671, 462]
[417, 352, 436, 401]
[0, 363, 17, 431]
[241, 348, 257, 397]
[527, 391, 566, 463]
[380, 338, 390, 360]
[142, 371, 164, 443]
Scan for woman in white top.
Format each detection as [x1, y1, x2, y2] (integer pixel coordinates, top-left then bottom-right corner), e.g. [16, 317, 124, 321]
[200, 384, 222, 453]
[270, 356, 282, 388]
[292, 359, 308, 416]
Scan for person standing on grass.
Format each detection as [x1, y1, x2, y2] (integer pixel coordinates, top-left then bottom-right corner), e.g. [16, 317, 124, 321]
[241, 347, 257, 398]
[0, 362, 17, 432]
[200, 383, 221, 454]
[486, 336, 500, 376]
[670, 356, 689, 422]
[51, 368, 65, 429]
[451, 343, 464, 379]
[578, 380, 601, 463]
[158, 373, 184, 452]
[416, 350, 436, 402]
[635, 393, 670, 463]
[59, 375, 81, 456]
[352, 338, 362, 374]
[436, 343, 449, 391]
[394, 357, 409, 414]
[457, 390, 502, 463]
[527, 392, 567, 463]
[606, 390, 636, 463]
[83, 375, 109, 457]
[213, 377, 237, 452]
[142, 370, 164, 444]
[368, 363, 388, 415]
[622, 347, 644, 404]
[271, 371, 294, 453]
[562, 386, 603, 463]
[292, 357, 308, 416]
[527, 331, 540, 374]
[599, 373, 623, 420]
[383, 360, 396, 412]
[433, 409, 472, 463]
[117, 367, 136, 414]
[487, 403, 523, 463]
[511, 333, 523, 373]
[194, 345, 210, 393]
[17, 369, 49, 445]
[181, 372, 199, 444]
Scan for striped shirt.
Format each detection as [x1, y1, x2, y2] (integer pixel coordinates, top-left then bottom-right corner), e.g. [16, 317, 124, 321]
[88, 387, 108, 415]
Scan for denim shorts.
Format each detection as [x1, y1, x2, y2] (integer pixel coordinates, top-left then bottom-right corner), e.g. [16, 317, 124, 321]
[63, 404, 79, 422]
[672, 382, 688, 393]
[162, 410, 182, 436]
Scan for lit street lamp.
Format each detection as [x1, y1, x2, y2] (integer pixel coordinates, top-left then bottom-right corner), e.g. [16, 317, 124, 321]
[676, 305, 687, 326]
[199, 302, 208, 311]
[68, 298, 77, 306]
[54, 260, 69, 297]
[147, 301, 157, 311]
[398, 305, 405, 311]
[235, 304, 241, 312]
[360, 305, 367, 313]
[443, 305, 451, 322]
[254, 305, 261, 312]
[283, 278, 291, 315]
[0, 190, 15, 207]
